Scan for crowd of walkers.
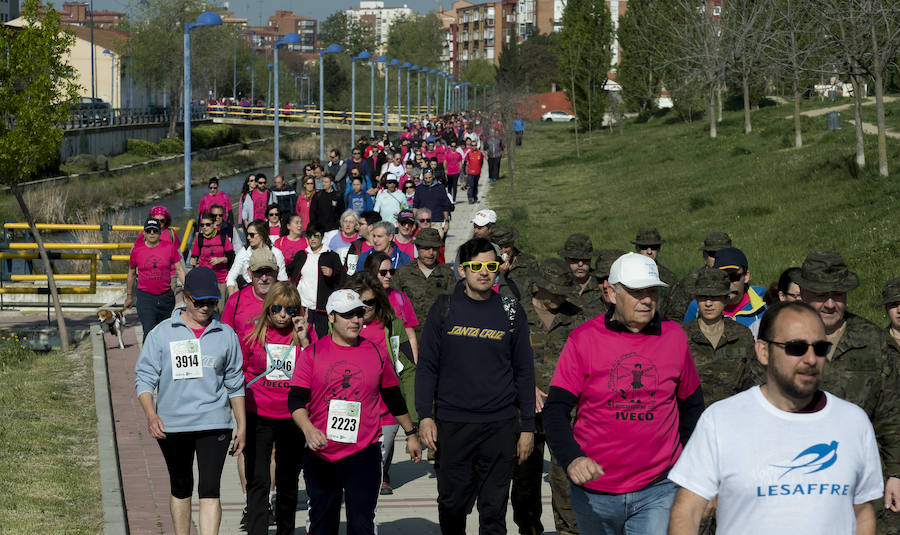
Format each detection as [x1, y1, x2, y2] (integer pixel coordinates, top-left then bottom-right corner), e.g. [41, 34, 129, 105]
[130, 109, 900, 535]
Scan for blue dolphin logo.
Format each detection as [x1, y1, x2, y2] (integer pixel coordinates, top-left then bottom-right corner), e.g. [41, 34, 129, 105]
[772, 441, 838, 479]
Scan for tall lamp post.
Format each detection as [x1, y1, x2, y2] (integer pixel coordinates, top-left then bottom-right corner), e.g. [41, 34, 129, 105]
[266, 63, 273, 112]
[458, 82, 471, 113]
[352, 51, 372, 149]
[273, 32, 301, 177]
[404, 63, 412, 126]
[102, 49, 114, 107]
[372, 56, 387, 137]
[319, 43, 343, 159]
[388, 59, 399, 134]
[183, 11, 223, 212]
[398, 61, 410, 134]
[437, 72, 445, 116]
[412, 66, 420, 121]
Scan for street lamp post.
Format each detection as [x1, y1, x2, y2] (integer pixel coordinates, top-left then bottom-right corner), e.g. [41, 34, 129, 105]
[273, 32, 301, 177]
[266, 63, 273, 113]
[437, 72, 445, 116]
[405, 64, 412, 126]
[372, 56, 386, 137]
[412, 66, 420, 121]
[102, 49, 114, 108]
[183, 11, 223, 213]
[399, 61, 410, 134]
[319, 43, 343, 160]
[352, 51, 371, 149]
[388, 59, 399, 134]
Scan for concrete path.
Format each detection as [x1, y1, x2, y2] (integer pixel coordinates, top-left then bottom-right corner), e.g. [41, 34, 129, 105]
[785, 95, 900, 139]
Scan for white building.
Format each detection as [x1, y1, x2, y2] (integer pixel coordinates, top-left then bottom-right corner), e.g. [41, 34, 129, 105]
[1, 0, 20, 23]
[345, 1, 412, 48]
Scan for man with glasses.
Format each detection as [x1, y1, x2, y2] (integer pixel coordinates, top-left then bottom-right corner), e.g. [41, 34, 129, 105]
[250, 173, 275, 222]
[394, 228, 455, 340]
[208, 203, 243, 254]
[684, 247, 767, 338]
[126, 218, 187, 340]
[416, 237, 535, 535]
[669, 301, 883, 535]
[792, 251, 900, 525]
[348, 147, 373, 185]
[198, 177, 233, 223]
[413, 168, 451, 238]
[271, 175, 297, 224]
[631, 227, 678, 313]
[326, 148, 348, 194]
[543, 252, 703, 534]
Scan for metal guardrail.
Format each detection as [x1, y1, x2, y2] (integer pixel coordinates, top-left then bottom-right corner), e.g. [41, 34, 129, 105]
[207, 104, 429, 128]
[0, 252, 97, 294]
[61, 107, 210, 130]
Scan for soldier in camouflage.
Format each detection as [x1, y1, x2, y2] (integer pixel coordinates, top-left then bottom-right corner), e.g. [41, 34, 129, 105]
[392, 227, 455, 340]
[665, 232, 732, 321]
[558, 234, 605, 318]
[631, 227, 679, 314]
[794, 252, 900, 533]
[492, 224, 538, 294]
[880, 278, 900, 361]
[681, 268, 759, 406]
[511, 258, 586, 535]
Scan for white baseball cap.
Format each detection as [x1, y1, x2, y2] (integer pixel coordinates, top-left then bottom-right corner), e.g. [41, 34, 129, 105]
[608, 252, 668, 290]
[471, 209, 497, 226]
[326, 289, 367, 314]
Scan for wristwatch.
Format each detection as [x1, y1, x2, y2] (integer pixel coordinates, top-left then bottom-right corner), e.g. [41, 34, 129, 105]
[404, 424, 419, 437]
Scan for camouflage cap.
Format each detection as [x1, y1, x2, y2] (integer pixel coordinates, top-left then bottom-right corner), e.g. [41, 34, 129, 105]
[792, 251, 859, 294]
[877, 277, 900, 306]
[490, 224, 519, 246]
[558, 233, 595, 260]
[532, 258, 574, 295]
[689, 268, 732, 297]
[414, 227, 443, 249]
[630, 227, 665, 247]
[591, 249, 627, 279]
[699, 231, 732, 252]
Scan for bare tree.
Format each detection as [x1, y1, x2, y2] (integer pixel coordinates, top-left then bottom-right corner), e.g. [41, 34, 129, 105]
[722, 0, 776, 134]
[866, 0, 900, 176]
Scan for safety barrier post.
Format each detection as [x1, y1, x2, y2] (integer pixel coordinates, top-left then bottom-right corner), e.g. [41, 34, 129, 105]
[100, 222, 111, 275]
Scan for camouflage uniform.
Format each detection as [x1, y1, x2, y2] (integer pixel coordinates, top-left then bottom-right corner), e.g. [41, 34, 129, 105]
[681, 267, 760, 405]
[795, 254, 900, 534]
[492, 223, 539, 293]
[558, 233, 602, 319]
[665, 232, 733, 321]
[511, 259, 585, 535]
[392, 228, 456, 339]
[631, 227, 678, 313]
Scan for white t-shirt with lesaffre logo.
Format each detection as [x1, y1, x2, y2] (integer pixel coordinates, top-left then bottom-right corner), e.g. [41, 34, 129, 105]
[669, 387, 883, 535]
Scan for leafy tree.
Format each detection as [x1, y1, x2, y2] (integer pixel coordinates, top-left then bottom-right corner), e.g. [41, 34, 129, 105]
[0, 0, 80, 351]
[386, 14, 443, 69]
[518, 33, 560, 93]
[319, 10, 377, 57]
[557, 0, 614, 133]
[617, 0, 668, 119]
[461, 59, 495, 87]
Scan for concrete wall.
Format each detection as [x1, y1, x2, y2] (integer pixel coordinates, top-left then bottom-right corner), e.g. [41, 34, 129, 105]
[59, 121, 212, 162]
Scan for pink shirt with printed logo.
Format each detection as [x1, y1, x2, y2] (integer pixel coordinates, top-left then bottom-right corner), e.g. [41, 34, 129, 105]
[290, 335, 399, 462]
[550, 316, 700, 493]
[243, 327, 299, 419]
[129, 241, 181, 294]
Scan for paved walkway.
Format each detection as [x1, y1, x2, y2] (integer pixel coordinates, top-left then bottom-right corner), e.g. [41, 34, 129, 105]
[100, 167, 559, 534]
[786, 95, 900, 139]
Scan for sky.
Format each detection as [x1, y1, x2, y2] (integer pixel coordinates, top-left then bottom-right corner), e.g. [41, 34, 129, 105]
[89, 0, 454, 26]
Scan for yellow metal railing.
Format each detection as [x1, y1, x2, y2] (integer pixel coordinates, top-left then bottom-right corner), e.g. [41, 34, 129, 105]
[207, 104, 429, 126]
[0, 252, 97, 294]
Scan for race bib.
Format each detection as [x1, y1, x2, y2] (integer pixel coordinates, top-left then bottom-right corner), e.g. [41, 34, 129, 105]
[326, 399, 361, 444]
[265, 343, 295, 381]
[390, 335, 403, 374]
[170, 339, 203, 380]
[346, 254, 359, 275]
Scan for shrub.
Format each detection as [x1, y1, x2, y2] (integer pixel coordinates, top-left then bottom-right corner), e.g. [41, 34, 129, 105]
[63, 154, 98, 173]
[192, 124, 238, 150]
[127, 138, 159, 157]
[158, 137, 184, 154]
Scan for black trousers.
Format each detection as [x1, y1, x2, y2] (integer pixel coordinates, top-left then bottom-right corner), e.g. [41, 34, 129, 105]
[136, 288, 174, 341]
[303, 443, 382, 535]
[435, 418, 517, 535]
[156, 428, 231, 499]
[511, 414, 546, 535]
[488, 157, 501, 180]
[447, 173, 460, 201]
[244, 413, 305, 535]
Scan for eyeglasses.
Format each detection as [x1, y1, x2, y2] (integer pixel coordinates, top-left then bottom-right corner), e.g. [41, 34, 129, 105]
[309, 232, 323, 239]
[153, 217, 166, 223]
[246, 232, 258, 238]
[362, 298, 377, 307]
[418, 218, 431, 223]
[763, 339, 832, 357]
[723, 269, 744, 282]
[211, 213, 223, 219]
[257, 181, 267, 185]
[209, 185, 218, 190]
[462, 261, 500, 273]
[252, 269, 276, 278]
[199, 223, 212, 227]
[336, 308, 367, 319]
[271, 304, 298, 316]
[640, 245, 661, 251]
[190, 297, 219, 309]
[378, 268, 396, 276]
[144, 228, 160, 234]
[268, 212, 280, 217]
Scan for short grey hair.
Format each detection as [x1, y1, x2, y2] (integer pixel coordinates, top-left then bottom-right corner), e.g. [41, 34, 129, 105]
[417, 207, 432, 218]
[340, 210, 360, 225]
[372, 221, 395, 236]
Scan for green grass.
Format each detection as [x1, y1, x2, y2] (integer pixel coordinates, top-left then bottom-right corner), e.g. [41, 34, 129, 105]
[107, 151, 151, 168]
[0, 336, 102, 534]
[490, 95, 900, 322]
[860, 97, 900, 133]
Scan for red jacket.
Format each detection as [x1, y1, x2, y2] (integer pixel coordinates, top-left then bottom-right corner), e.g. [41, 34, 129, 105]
[464, 149, 484, 176]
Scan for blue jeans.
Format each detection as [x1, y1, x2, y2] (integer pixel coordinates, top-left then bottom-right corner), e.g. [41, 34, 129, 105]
[569, 477, 676, 535]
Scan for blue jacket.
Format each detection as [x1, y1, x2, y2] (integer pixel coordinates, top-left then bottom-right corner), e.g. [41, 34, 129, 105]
[345, 190, 375, 214]
[134, 307, 245, 433]
[413, 181, 451, 222]
[684, 285, 768, 338]
[357, 245, 412, 269]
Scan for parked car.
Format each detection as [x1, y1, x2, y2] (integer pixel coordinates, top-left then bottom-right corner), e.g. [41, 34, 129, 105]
[541, 110, 577, 122]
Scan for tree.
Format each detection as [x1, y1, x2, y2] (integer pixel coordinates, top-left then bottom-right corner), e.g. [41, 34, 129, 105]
[495, 37, 530, 210]
[557, 0, 614, 133]
[386, 14, 443, 70]
[461, 59, 496, 87]
[721, 0, 775, 134]
[864, 0, 900, 176]
[0, 0, 80, 351]
[518, 33, 561, 93]
[318, 10, 378, 57]
[617, 0, 670, 119]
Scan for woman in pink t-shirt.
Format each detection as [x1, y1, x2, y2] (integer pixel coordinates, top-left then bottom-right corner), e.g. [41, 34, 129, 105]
[288, 289, 420, 534]
[273, 215, 308, 266]
[189, 212, 235, 313]
[126, 218, 186, 340]
[444, 139, 463, 202]
[241, 282, 310, 535]
[265, 203, 283, 238]
[197, 177, 233, 223]
[295, 176, 316, 234]
[348, 273, 417, 496]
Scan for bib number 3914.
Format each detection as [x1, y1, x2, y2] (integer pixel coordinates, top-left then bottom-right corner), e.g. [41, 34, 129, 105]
[170, 339, 203, 380]
[326, 399, 361, 444]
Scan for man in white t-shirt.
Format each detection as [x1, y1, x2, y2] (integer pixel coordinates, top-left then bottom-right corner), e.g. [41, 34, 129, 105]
[668, 301, 884, 535]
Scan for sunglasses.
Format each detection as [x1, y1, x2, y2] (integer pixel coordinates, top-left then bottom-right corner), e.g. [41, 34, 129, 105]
[211, 213, 223, 219]
[764, 339, 832, 357]
[268, 212, 280, 217]
[362, 298, 377, 307]
[199, 223, 212, 227]
[309, 232, 323, 239]
[252, 269, 276, 278]
[246, 232, 258, 238]
[462, 261, 500, 273]
[378, 268, 396, 276]
[190, 297, 219, 309]
[336, 308, 367, 319]
[209, 185, 218, 190]
[271, 304, 298, 316]
[724, 269, 744, 282]
[144, 228, 160, 234]
[418, 218, 431, 223]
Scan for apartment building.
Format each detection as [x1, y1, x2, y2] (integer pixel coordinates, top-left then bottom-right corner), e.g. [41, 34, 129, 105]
[345, 1, 412, 49]
[247, 10, 317, 54]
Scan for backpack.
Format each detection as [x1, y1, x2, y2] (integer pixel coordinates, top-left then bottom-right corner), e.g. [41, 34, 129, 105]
[437, 293, 518, 336]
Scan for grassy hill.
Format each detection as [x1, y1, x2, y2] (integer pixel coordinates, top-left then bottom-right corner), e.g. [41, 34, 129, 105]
[488, 97, 900, 322]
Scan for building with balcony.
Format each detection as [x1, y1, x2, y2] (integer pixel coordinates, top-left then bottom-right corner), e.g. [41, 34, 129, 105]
[246, 10, 317, 54]
[58, 1, 124, 28]
[345, 1, 412, 49]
